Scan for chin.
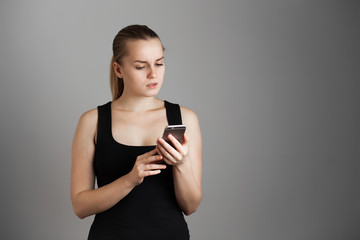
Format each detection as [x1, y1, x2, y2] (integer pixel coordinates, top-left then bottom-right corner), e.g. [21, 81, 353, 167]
[145, 88, 162, 97]
[145, 91, 160, 97]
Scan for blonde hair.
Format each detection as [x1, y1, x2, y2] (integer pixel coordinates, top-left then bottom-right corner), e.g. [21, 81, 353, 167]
[110, 24, 165, 100]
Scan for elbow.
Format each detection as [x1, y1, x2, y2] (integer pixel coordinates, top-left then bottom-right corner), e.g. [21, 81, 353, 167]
[183, 195, 202, 216]
[73, 206, 87, 219]
[183, 208, 197, 216]
[75, 211, 86, 220]
[71, 192, 92, 219]
[77, 214, 87, 220]
[183, 200, 200, 216]
[72, 198, 90, 219]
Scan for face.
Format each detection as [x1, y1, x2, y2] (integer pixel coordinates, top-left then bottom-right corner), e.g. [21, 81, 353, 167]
[114, 38, 165, 98]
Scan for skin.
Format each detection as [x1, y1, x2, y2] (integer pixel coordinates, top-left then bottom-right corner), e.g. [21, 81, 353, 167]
[71, 38, 202, 219]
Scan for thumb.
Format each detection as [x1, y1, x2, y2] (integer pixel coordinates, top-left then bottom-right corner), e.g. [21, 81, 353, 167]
[182, 133, 189, 146]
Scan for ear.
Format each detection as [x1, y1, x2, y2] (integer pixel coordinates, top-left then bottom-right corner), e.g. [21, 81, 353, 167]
[113, 62, 123, 78]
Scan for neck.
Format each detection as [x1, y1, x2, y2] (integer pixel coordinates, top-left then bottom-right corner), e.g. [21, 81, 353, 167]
[113, 94, 160, 112]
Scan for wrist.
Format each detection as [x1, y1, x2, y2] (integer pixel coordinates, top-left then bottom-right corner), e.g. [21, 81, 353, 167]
[174, 156, 191, 173]
[122, 173, 137, 189]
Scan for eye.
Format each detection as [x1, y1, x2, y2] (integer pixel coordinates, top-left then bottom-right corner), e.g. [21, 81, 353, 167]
[136, 66, 145, 70]
[156, 63, 164, 67]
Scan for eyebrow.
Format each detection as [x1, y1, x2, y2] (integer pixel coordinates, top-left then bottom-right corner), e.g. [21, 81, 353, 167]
[134, 56, 164, 63]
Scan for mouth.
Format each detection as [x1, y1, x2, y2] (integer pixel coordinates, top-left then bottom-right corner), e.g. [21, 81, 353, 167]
[146, 83, 158, 88]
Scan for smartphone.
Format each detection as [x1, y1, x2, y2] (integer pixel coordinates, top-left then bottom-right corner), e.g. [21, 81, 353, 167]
[162, 125, 186, 146]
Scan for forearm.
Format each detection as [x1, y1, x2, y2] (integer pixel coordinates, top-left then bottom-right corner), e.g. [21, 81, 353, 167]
[72, 174, 134, 219]
[172, 160, 202, 215]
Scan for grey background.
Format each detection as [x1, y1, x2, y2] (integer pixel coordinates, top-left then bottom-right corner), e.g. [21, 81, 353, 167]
[1, 0, 359, 239]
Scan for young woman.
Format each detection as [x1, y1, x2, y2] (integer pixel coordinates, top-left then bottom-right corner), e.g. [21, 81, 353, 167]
[71, 25, 202, 240]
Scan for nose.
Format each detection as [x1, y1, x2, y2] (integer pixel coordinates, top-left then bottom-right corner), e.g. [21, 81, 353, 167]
[147, 66, 157, 79]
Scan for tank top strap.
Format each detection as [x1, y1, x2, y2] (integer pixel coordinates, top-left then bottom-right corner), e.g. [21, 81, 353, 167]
[164, 100, 183, 125]
[96, 101, 112, 145]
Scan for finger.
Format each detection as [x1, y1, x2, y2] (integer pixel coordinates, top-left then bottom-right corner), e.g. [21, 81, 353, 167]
[145, 164, 167, 170]
[157, 137, 176, 153]
[168, 134, 186, 155]
[156, 142, 170, 158]
[142, 169, 162, 177]
[182, 133, 189, 146]
[156, 142, 177, 165]
[140, 148, 159, 157]
[144, 154, 163, 163]
[151, 159, 164, 164]
[156, 145, 173, 165]
[161, 157, 175, 166]
[138, 149, 159, 161]
[158, 137, 183, 161]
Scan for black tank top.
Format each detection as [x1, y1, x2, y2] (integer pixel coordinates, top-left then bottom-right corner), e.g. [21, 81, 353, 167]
[88, 101, 189, 240]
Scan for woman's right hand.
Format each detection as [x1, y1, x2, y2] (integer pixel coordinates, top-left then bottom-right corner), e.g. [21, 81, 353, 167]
[126, 148, 166, 186]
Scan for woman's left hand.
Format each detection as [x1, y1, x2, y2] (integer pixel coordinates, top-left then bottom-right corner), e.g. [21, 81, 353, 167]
[156, 133, 189, 166]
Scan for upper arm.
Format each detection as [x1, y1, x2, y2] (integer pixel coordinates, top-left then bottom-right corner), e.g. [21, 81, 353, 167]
[71, 108, 98, 202]
[181, 106, 202, 186]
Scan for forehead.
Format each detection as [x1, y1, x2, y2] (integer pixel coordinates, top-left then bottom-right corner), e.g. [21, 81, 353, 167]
[125, 38, 163, 60]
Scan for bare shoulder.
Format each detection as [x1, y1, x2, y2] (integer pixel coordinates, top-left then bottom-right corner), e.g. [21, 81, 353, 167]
[180, 106, 200, 129]
[79, 108, 98, 128]
[75, 107, 98, 141]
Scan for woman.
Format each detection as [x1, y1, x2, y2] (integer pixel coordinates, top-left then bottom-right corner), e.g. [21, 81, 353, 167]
[71, 25, 202, 240]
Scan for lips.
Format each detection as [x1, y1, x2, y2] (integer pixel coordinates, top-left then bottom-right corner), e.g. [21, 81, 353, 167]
[146, 83, 158, 87]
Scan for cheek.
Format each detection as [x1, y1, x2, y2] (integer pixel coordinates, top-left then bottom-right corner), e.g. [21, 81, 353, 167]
[158, 67, 165, 79]
[125, 70, 143, 81]
[122, 71, 141, 87]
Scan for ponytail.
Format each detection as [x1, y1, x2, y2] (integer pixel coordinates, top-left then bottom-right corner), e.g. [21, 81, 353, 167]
[109, 56, 124, 101]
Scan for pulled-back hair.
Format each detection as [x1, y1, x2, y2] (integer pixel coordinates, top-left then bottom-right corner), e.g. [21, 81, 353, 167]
[110, 24, 164, 100]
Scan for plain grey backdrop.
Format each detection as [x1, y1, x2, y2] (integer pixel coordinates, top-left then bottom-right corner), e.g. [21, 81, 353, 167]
[1, 0, 359, 239]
